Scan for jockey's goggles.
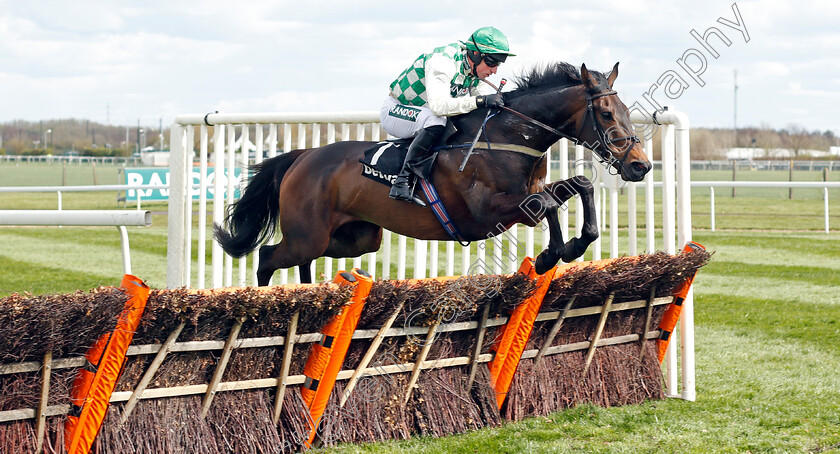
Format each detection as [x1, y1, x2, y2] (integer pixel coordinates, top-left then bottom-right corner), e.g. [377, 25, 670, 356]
[482, 54, 506, 67]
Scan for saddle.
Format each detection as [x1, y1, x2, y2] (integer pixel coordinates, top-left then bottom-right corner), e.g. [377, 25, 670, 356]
[359, 122, 456, 187]
[359, 137, 468, 244]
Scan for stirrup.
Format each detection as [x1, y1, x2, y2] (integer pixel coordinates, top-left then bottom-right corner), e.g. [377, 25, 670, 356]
[389, 178, 427, 207]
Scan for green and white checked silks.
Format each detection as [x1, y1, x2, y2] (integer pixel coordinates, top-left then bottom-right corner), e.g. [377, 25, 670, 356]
[389, 42, 494, 117]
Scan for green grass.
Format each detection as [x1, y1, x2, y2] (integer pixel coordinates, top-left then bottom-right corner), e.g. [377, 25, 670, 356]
[2, 163, 840, 451]
[0, 161, 123, 186]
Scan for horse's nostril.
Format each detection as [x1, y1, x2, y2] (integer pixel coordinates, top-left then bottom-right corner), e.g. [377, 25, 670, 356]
[631, 161, 651, 174]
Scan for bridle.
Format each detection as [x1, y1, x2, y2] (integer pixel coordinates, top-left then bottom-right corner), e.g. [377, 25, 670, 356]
[577, 90, 641, 172]
[497, 88, 641, 174]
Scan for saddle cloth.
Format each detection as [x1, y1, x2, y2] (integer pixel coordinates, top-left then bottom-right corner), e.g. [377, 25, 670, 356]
[359, 139, 411, 186]
[359, 139, 439, 187]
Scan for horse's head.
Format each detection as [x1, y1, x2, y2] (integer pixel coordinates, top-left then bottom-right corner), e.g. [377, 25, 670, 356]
[578, 63, 651, 182]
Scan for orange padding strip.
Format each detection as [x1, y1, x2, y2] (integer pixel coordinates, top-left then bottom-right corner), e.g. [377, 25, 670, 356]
[300, 269, 373, 448]
[488, 258, 559, 410]
[66, 275, 150, 454]
[657, 241, 705, 363]
[488, 256, 634, 410]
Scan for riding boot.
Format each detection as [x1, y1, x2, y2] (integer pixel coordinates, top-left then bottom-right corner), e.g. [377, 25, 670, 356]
[389, 125, 445, 206]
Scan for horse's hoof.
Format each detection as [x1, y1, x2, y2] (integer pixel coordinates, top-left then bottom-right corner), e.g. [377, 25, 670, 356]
[561, 248, 585, 263]
[534, 253, 557, 275]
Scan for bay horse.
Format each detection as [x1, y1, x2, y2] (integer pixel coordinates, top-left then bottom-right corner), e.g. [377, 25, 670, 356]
[214, 62, 651, 285]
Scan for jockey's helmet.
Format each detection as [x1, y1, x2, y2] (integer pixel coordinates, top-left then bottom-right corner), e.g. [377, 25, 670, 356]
[464, 26, 515, 67]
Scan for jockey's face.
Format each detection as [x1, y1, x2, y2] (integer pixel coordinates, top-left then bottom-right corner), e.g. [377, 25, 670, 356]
[475, 59, 499, 79]
[468, 52, 500, 79]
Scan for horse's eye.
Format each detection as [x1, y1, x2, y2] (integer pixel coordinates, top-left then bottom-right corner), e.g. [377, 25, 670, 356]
[600, 111, 614, 121]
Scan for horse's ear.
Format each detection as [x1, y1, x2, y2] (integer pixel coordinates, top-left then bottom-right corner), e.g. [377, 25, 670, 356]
[580, 63, 598, 89]
[607, 62, 619, 88]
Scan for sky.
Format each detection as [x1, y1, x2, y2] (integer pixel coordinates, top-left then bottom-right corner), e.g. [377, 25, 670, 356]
[1, 0, 838, 134]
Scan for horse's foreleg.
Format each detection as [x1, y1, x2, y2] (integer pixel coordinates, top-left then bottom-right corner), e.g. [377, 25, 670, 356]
[483, 176, 599, 274]
[550, 176, 599, 263]
[534, 206, 563, 274]
[532, 176, 600, 273]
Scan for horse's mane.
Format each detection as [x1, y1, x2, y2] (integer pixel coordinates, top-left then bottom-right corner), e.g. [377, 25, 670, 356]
[508, 62, 609, 98]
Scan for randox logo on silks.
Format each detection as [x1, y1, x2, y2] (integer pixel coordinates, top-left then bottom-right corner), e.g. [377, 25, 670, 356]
[388, 105, 421, 122]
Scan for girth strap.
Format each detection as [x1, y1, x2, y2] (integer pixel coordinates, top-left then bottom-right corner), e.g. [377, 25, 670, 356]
[418, 179, 470, 246]
[437, 142, 545, 158]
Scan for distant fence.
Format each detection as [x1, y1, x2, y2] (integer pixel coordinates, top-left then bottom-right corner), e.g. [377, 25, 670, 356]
[0, 184, 173, 211]
[690, 160, 840, 172]
[0, 155, 142, 166]
[691, 181, 839, 233]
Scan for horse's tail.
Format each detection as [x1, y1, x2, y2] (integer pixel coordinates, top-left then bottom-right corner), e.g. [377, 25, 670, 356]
[213, 149, 307, 257]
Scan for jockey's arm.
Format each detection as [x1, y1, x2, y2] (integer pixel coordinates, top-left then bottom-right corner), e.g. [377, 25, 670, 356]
[425, 53, 481, 117]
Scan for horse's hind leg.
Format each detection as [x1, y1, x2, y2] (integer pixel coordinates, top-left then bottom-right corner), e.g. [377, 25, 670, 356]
[257, 244, 281, 286]
[298, 261, 313, 284]
[257, 237, 326, 286]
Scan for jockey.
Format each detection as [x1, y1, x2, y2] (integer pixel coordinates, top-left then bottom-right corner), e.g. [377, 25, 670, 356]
[380, 26, 515, 206]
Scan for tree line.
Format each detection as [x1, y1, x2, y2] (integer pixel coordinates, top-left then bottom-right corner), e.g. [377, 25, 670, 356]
[0, 119, 166, 156]
[688, 124, 838, 160]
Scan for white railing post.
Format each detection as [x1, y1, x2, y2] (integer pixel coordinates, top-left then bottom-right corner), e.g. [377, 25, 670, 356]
[446, 241, 455, 277]
[118, 226, 132, 275]
[710, 187, 716, 232]
[382, 230, 392, 279]
[673, 111, 695, 402]
[461, 243, 470, 276]
[197, 124, 209, 289]
[825, 187, 830, 233]
[166, 123, 188, 288]
[184, 126, 195, 288]
[397, 235, 406, 279]
[223, 125, 235, 287]
[661, 124, 677, 255]
[659, 123, 678, 397]
[211, 125, 225, 289]
[644, 139, 655, 254]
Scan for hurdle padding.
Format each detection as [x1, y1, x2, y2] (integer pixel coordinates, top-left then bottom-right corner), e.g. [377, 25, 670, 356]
[0, 250, 710, 453]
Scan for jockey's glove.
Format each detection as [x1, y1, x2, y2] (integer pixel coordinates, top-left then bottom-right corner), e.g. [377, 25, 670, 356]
[476, 93, 505, 109]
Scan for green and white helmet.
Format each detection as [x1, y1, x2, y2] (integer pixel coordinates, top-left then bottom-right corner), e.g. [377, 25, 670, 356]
[463, 26, 516, 64]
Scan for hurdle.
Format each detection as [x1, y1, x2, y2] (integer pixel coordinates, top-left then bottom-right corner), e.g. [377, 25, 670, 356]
[0, 249, 709, 452]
